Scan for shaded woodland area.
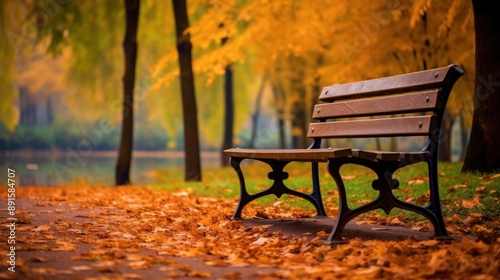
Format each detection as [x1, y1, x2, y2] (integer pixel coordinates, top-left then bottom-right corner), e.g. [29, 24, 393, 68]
[1, 0, 499, 184]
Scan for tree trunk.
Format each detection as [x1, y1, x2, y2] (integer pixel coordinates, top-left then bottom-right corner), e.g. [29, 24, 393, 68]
[459, 117, 468, 161]
[172, 0, 202, 181]
[375, 138, 382, 150]
[291, 101, 306, 148]
[390, 137, 397, 151]
[115, 0, 140, 186]
[462, 0, 500, 173]
[438, 111, 454, 162]
[277, 118, 286, 149]
[248, 76, 266, 149]
[272, 83, 286, 149]
[221, 38, 234, 166]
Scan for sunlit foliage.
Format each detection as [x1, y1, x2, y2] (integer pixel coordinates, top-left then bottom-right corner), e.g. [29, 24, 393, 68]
[1, 0, 475, 149]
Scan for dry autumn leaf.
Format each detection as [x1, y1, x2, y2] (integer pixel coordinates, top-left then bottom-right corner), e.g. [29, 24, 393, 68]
[71, 265, 93, 271]
[426, 249, 449, 275]
[414, 240, 440, 248]
[342, 175, 356, 180]
[490, 173, 500, 179]
[128, 260, 150, 270]
[407, 179, 426, 185]
[32, 224, 51, 232]
[188, 270, 212, 278]
[463, 216, 482, 227]
[461, 196, 483, 209]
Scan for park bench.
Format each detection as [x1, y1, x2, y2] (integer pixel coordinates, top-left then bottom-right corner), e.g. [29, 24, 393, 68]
[224, 64, 464, 245]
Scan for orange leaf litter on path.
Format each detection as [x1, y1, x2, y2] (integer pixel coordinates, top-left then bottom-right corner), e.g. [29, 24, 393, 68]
[0, 185, 498, 279]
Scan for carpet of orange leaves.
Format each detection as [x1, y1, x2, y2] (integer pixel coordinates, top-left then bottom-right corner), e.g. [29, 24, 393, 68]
[1, 185, 499, 279]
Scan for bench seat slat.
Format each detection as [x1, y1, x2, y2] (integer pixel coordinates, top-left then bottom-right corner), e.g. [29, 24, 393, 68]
[308, 115, 437, 138]
[312, 90, 442, 119]
[224, 148, 351, 162]
[352, 149, 432, 161]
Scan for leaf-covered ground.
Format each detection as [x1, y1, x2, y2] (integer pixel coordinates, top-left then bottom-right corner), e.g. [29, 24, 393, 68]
[1, 185, 499, 279]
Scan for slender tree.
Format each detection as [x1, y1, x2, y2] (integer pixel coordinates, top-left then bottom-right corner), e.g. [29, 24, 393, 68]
[462, 0, 500, 173]
[220, 36, 234, 166]
[116, 0, 140, 185]
[172, 0, 202, 181]
[248, 76, 266, 149]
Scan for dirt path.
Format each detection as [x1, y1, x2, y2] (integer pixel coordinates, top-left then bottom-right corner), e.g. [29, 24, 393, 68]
[1, 197, 447, 280]
[0, 186, 497, 280]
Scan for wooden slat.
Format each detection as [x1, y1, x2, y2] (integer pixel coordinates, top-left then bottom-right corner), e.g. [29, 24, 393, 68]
[224, 148, 351, 162]
[312, 90, 442, 119]
[351, 149, 432, 162]
[319, 64, 463, 102]
[307, 116, 437, 138]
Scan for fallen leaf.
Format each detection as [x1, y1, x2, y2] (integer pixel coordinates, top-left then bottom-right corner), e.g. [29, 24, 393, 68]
[389, 217, 405, 226]
[461, 197, 483, 209]
[128, 260, 151, 269]
[33, 224, 51, 232]
[95, 263, 118, 273]
[173, 191, 189, 197]
[427, 249, 448, 275]
[123, 233, 136, 239]
[188, 270, 212, 278]
[474, 225, 491, 234]
[490, 173, 500, 179]
[342, 175, 356, 180]
[316, 230, 328, 238]
[463, 216, 481, 227]
[414, 240, 439, 247]
[123, 273, 143, 279]
[470, 213, 483, 218]
[408, 179, 426, 185]
[72, 265, 93, 271]
[126, 254, 145, 261]
[53, 242, 77, 252]
[354, 265, 382, 278]
[475, 186, 487, 193]
[251, 237, 269, 245]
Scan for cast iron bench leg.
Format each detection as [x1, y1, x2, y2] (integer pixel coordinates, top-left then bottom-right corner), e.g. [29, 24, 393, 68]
[229, 157, 327, 220]
[424, 158, 451, 239]
[324, 157, 451, 245]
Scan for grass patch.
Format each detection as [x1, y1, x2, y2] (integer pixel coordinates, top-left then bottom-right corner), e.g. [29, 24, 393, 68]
[150, 161, 500, 228]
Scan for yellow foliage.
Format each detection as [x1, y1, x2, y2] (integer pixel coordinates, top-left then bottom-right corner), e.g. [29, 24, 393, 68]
[1, 0, 476, 146]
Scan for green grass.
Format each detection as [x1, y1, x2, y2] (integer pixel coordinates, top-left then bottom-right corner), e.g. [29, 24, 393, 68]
[150, 161, 500, 227]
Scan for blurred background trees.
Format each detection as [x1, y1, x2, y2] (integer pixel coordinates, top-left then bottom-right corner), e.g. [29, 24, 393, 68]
[2, 0, 495, 184]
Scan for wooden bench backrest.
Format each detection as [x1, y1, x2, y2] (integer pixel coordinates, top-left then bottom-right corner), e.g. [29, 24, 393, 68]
[307, 65, 464, 141]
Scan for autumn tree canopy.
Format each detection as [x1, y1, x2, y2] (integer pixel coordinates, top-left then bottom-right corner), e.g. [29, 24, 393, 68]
[1, 0, 479, 167]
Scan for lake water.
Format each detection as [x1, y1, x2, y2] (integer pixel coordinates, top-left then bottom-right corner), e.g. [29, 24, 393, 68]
[1, 151, 221, 186]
